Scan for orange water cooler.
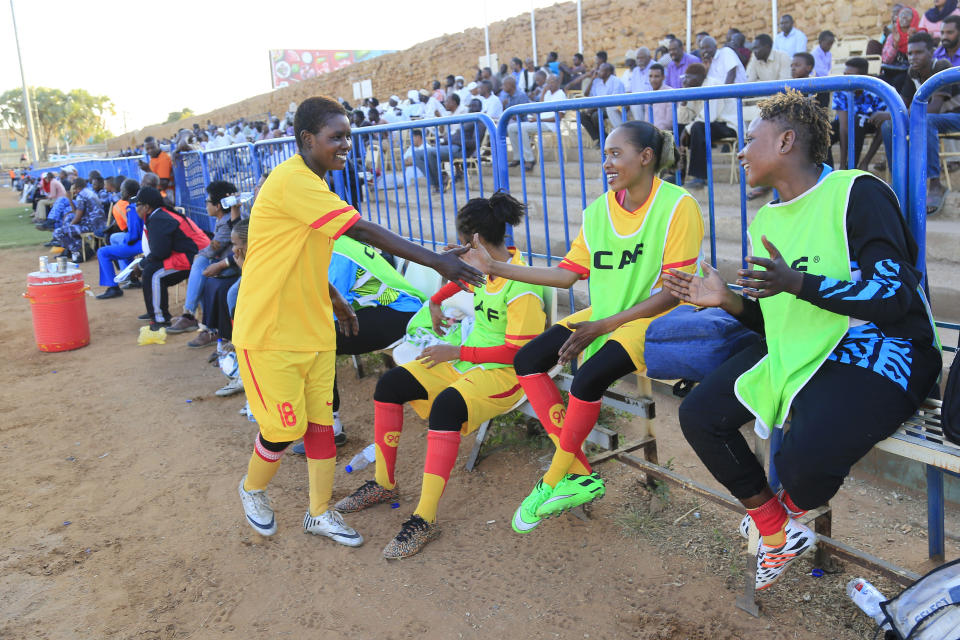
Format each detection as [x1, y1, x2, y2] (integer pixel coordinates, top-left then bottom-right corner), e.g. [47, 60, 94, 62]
[23, 269, 91, 352]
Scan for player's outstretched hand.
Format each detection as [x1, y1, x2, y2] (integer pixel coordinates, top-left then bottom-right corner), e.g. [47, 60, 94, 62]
[418, 344, 460, 369]
[434, 244, 485, 290]
[662, 260, 729, 308]
[460, 233, 495, 275]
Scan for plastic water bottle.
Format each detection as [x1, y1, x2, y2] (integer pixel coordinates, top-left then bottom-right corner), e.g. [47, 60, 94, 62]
[345, 444, 376, 473]
[847, 578, 892, 630]
[216, 338, 223, 355]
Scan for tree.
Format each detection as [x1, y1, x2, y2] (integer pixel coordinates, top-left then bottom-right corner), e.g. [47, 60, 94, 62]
[0, 87, 114, 157]
[164, 108, 194, 124]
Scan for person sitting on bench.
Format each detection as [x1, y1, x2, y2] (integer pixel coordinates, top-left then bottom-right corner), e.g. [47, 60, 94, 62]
[462, 121, 705, 534]
[663, 90, 941, 591]
[335, 192, 545, 559]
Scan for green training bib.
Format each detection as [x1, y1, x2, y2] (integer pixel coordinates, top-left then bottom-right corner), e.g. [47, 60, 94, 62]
[581, 182, 691, 361]
[735, 169, 865, 437]
[332, 236, 427, 307]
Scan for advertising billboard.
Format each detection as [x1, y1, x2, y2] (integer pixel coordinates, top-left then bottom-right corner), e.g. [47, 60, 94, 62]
[269, 49, 395, 88]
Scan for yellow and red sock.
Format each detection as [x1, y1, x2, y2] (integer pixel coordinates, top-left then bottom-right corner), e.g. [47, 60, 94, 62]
[243, 434, 286, 491]
[518, 373, 592, 477]
[374, 401, 403, 490]
[748, 495, 788, 547]
[542, 394, 600, 488]
[413, 430, 461, 523]
[303, 422, 336, 517]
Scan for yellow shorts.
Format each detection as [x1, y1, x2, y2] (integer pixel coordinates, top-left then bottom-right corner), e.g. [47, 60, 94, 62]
[402, 359, 525, 435]
[557, 305, 683, 372]
[237, 348, 336, 443]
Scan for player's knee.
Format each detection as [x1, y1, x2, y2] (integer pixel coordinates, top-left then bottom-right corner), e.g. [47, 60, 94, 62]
[568, 360, 613, 402]
[374, 366, 425, 404]
[514, 332, 558, 376]
[258, 433, 292, 452]
[428, 388, 468, 430]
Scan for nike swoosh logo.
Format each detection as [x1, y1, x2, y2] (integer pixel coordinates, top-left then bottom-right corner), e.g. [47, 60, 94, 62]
[512, 507, 539, 532]
[541, 493, 575, 506]
[246, 514, 275, 530]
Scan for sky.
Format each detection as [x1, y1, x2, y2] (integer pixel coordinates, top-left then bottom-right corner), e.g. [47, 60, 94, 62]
[0, 0, 565, 135]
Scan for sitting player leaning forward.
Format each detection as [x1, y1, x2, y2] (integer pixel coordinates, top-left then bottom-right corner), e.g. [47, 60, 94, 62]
[336, 192, 546, 558]
[462, 120, 705, 533]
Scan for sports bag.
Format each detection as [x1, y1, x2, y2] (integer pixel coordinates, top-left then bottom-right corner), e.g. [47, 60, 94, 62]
[644, 305, 761, 382]
[878, 557, 960, 639]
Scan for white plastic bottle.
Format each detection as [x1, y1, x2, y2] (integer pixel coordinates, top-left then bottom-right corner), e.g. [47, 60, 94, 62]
[847, 578, 892, 630]
[345, 444, 376, 473]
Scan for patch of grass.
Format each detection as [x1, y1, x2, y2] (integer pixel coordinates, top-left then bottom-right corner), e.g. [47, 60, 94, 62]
[485, 410, 550, 450]
[0, 205, 48, 250]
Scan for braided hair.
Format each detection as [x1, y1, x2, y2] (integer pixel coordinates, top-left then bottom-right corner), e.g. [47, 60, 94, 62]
[756, 89, 831, 163]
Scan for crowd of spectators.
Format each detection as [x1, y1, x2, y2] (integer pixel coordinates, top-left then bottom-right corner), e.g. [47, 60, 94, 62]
[11, 3, 960, 226]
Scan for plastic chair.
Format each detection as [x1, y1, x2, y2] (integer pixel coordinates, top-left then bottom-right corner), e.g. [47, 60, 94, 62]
[403, 262, 443, 296]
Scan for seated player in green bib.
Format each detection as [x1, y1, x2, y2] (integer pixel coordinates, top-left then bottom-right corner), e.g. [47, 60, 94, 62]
[663, 90, 941, 591]
[462, 121, 705, 533]
[335, 192, 547, 559]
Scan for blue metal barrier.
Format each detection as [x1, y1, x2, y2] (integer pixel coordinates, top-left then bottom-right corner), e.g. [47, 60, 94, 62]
[175, 150, 210, 224]
[334, 113, 500, 251]
[28, 157, 145, 181]
[909, 66, 960, 278]
[252, 138, 297, 174]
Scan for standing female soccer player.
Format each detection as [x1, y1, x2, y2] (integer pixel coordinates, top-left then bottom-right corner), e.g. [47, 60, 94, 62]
[463, 121, 704, 533]
[663, 90, 941, 590]
[335, 192, 546, 558]
[233, 96, 483, 546]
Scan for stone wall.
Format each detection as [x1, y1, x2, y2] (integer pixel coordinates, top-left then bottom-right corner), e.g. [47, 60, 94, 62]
[107, 0, 885, 150]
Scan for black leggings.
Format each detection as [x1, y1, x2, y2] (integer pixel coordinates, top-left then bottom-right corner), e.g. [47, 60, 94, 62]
[679, 340, 923, 510]
[513, 324, 636, 401]
[373, 366, 466, 431]
[333, 306, 415, 412]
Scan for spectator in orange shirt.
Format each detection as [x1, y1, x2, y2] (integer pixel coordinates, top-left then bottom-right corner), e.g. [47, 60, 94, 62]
[139, 136, 174, 198]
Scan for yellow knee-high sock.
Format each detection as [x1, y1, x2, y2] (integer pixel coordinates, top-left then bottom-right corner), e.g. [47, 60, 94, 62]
[243, 436, 285, 491]
[414, 474, 447, 523]
[302, 422, 337, 516]
[412, 430, 461, 523]
[307, 457, 336, 516]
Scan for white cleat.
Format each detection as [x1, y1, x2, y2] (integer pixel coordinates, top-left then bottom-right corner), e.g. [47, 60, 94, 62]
[238, 476, 277, 536]
[303, 509, 363, 547]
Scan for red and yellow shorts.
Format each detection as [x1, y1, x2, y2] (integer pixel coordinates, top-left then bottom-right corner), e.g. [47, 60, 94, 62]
[237, 348, 336, 443]
[401, 359, 525, 435]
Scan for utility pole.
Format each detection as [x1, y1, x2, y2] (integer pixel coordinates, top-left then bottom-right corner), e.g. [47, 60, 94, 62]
[9, 0, 39, 163]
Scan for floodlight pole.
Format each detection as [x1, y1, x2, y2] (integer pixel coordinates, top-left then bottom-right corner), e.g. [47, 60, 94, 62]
[530, 5, 537, 65]
[10, 0, 39, 163]
[577, 0, 583, 52]
[483, 0, 491, 61]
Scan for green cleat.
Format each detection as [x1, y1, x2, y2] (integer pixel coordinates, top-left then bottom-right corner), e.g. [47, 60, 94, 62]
[535, 473, 605, 517]
[512, 480, 553, 533]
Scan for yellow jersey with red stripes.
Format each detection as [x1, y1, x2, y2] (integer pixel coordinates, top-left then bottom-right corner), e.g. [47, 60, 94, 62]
[233, 154, 360, 352]
[558, 177, 704, 285]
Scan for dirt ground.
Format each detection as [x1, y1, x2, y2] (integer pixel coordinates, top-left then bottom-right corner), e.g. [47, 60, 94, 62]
[2, 189, 959, 640]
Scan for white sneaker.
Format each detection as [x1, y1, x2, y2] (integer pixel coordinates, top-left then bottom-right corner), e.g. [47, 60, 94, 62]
[755, 518, 816, 590]
[238, 476, 277, 536]
[216, 376, 244, 397]
[302, 509, 363, 547]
